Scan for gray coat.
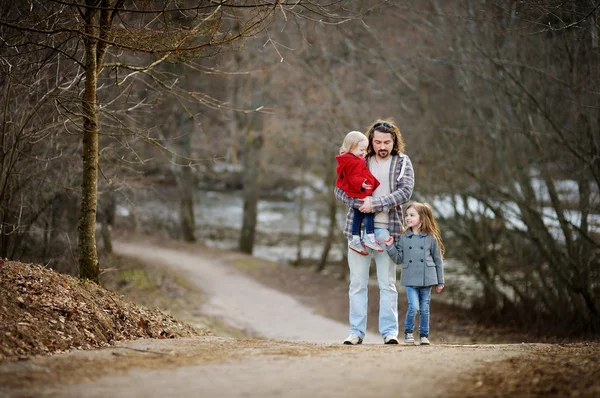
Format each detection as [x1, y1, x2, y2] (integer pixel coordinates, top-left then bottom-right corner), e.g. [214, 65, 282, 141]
[386, 230, 444, 287]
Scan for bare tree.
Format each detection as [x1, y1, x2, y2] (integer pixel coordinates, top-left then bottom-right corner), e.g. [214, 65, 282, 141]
[1, 0, 359, 282]
[409, 0, 600, 332]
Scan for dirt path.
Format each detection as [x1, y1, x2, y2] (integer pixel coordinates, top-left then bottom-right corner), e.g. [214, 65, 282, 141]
[1, 336, 527, 398]
[0, 242, 530, 397]
[115, 242, 382, 344]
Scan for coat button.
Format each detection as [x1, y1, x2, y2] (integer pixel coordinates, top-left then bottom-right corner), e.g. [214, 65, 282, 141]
[421, 246, 424, 249]
[409, 260, 412, 263]
[421, 259, 424, 262]
[409, 246, 412, 249]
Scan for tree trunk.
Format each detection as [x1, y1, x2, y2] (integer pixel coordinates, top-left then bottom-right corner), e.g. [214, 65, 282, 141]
[78, 3, 99, 282]
[294, 169, 306, 266]
[316, 192, 337, 273]
[316, 158, 338, 273]
[238, 129, 263, 254]
[99, 191, 116, 254]
[180, 166, 196, 242]
[179, 115, 196, 242]
[100, 222, 113, 254]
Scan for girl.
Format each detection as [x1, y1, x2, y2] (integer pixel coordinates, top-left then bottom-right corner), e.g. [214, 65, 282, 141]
[384, 202, 445, 345]
[335, 131, 384, 255]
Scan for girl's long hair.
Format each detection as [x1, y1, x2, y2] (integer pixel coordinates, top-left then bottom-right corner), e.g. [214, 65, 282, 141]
[404, 202, 445, 257]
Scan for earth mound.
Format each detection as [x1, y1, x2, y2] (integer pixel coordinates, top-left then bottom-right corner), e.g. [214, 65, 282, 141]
[0, 260, 208, 361]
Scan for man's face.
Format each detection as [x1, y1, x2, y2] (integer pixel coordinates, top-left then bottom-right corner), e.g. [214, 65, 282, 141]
[372, 131, 394, 160]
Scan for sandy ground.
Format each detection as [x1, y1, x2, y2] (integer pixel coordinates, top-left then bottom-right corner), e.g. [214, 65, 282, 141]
[0, 242, 530, 398]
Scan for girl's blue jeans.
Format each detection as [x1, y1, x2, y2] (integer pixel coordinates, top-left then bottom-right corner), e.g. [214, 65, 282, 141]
[404, 286, 432, 337]
[347, 228, 398, 339]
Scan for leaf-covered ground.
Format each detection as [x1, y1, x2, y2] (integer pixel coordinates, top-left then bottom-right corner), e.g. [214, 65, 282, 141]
[0, 259, 209, 361]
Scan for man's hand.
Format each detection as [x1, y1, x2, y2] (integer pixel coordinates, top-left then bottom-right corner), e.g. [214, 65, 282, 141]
[359, 196, 373, 213]
[362, 179, 372, 190]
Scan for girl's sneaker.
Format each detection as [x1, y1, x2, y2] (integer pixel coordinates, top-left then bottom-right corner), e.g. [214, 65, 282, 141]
[404, 332, 415, 344]
[348, 241, 368, 255]
[363, 236, 384, 252]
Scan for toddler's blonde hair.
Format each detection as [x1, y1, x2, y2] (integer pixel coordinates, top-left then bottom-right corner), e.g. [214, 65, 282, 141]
[340, 131, 367, 154]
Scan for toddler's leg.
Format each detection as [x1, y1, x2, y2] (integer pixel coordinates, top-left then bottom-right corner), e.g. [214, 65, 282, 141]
[351, 208, 365, 242]
[362, 213, 383, 252]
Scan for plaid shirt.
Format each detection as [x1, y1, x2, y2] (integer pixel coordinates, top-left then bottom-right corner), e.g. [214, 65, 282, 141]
[334, 153, 414, 240]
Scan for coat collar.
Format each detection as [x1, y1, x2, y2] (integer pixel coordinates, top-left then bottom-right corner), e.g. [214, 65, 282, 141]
[407, 229, 428, 238]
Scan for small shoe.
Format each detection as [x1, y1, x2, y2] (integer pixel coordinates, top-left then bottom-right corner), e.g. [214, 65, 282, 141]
[404, 332, 415, 344]
[349, 241, 368, 255]
[383, 335, 399, 344]
[343, 334, 363, 345]
[420, 336, 431, 345]
[363, 236, 384, 252]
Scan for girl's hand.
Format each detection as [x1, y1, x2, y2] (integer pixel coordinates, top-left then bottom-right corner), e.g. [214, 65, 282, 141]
[362, 179, 372, 190]
[384, 236, 394, 246]
[435, 285, 444, 293]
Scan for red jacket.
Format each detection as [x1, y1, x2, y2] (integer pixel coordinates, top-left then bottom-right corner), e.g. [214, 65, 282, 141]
[335, 153, 380, 199]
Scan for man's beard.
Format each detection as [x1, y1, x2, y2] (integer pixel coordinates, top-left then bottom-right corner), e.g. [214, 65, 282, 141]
[378, 150, 389, 158]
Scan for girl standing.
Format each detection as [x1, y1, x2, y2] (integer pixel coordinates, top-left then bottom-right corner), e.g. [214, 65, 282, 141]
[384, 202, 445, 345]
[335, 131, 384, 255]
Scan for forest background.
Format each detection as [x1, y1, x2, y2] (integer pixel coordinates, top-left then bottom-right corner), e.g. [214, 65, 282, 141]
[1, 0, 598, 340]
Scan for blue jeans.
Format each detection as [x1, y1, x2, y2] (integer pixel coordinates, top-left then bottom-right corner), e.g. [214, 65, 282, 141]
[347, 228, 398, 339]
[404, 286, 432, 337]
[351, 208, 374, 236]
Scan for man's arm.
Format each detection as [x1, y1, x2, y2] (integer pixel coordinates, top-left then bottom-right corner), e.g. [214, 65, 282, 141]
[334, 186, 360, 208]
[370, 155, 414, 212]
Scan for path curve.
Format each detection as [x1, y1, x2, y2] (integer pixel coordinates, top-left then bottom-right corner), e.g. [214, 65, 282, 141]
[114, 242, 382, 344]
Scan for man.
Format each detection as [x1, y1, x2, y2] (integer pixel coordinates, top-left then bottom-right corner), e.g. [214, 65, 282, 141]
[334, 119, 414, 345]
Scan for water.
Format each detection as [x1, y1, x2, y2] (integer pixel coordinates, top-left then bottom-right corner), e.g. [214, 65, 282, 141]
[196, 191, 344, 264]
[120, 189, 345, 264]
